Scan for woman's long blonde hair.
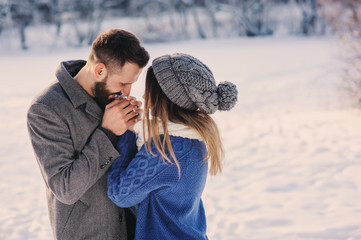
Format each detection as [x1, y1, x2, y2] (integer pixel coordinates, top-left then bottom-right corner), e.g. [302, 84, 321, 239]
[143, 67, 224, 176]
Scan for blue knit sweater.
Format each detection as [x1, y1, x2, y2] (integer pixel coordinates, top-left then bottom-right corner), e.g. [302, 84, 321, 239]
[108, 130, 209, 240]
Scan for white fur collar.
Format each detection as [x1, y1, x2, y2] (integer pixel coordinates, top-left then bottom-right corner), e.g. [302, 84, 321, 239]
[133, 121, 203, 150]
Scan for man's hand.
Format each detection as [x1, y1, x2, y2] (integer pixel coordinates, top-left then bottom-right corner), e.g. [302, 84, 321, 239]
[101, 96, 143, 136]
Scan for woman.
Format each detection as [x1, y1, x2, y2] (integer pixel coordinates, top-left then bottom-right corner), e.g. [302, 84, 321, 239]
[108, 53, 238, 239]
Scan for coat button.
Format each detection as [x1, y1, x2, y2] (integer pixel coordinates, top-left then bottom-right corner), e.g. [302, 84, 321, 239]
[104, 157, 112, 165]
[100, 164, 105, 169]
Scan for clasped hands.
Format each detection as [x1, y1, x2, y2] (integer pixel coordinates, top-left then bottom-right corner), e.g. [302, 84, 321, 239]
[101, 96, 142, 136]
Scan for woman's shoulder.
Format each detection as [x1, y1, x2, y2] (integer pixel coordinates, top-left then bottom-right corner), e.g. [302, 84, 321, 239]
[168, 136, 207, 165]
[169, 135, 204, 150]
[137, 135, 200, 152]
[137, 136, 205, 161]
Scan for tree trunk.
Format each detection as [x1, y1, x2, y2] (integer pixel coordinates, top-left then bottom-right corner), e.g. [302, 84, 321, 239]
[191, 7, 206, 39]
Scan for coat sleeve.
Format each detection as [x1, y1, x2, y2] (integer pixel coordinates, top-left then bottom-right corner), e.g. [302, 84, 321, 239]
[108, 134, 180, 208]
[27, 103, 120, 205]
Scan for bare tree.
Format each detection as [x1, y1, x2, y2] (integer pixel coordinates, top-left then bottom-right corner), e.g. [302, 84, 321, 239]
[9, 0, 33, 50]
[0, 1, 9, 35]
[175, 0, 208, 39]
[241, 0, 274, 36]
[336, 0, 361, 105]
[211, 0, 274, 37]
[57, 0, 107, 47]
[320, 0, 361, 105]
[294, 0, 317, 35]
[129, 0, 217, 42]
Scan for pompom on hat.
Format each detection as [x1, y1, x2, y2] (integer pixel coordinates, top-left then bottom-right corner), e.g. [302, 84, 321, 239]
[152, 53, 238, 114]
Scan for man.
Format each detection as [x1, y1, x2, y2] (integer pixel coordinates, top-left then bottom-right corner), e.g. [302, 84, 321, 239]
[27, 29, 149, 240]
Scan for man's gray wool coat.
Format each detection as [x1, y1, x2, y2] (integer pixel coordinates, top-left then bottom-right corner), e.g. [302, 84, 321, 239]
[27, 60, 133, 240]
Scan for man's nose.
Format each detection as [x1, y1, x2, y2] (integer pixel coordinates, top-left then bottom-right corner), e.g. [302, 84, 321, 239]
[122, 85, 132, 96]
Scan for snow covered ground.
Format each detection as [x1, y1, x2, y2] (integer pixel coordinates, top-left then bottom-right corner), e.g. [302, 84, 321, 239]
[1, 36, 361, 240]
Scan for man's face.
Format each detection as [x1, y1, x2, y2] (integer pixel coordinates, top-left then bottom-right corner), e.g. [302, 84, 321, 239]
[93, 62, 142, 107]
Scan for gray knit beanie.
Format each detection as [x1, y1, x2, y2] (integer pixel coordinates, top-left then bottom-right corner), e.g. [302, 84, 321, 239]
[152, 53, 238, 114]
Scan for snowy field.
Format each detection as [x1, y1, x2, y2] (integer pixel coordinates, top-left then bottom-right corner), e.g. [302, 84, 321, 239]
[1, 36, 361, 240]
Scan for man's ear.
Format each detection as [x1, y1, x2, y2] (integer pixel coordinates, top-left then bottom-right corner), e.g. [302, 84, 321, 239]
[94, 63, 108, 81]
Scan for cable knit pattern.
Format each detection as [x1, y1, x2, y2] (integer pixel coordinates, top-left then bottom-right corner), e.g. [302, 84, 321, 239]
[152, 53, 238, 114]
[108, 130, 209, 240]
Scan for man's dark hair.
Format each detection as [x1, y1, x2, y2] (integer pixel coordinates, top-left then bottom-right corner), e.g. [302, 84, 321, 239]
[90, 29, 149, 71]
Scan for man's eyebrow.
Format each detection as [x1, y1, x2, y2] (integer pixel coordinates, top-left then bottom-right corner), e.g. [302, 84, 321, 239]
[121, 79, 138, 85]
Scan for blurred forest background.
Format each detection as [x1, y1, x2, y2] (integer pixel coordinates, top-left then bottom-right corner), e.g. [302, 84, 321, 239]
[1, 0, 361, 103]
[0, 0, 360, 49]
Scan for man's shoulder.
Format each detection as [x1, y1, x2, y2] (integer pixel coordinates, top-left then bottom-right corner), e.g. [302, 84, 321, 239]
[35, 80, 69, 103]
[28, 81, 70, 112]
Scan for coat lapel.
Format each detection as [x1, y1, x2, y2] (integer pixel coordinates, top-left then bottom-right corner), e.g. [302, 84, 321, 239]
[56, 60, 103, 121]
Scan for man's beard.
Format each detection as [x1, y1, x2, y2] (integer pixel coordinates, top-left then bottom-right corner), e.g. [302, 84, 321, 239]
[92, 77, 124, 108]
[92, 79, 110, 108]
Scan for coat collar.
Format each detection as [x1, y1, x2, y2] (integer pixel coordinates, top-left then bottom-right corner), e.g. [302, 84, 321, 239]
[56, 60, 103, 120]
